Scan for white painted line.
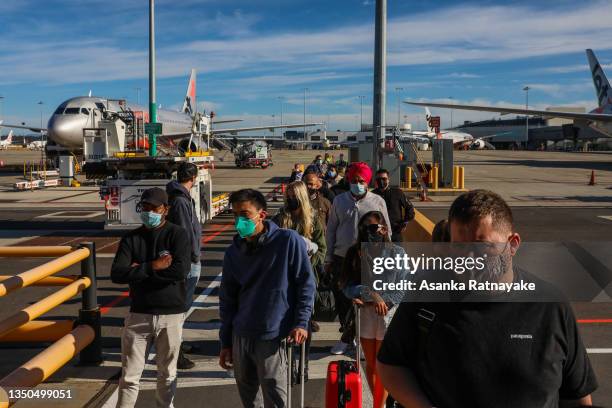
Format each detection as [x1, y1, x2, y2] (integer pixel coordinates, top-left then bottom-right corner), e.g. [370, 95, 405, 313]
[587, 348, 612, 354]
[35, 210, 104, 219]
[597, 215, 612, 222]
[101, 271, 223, 408]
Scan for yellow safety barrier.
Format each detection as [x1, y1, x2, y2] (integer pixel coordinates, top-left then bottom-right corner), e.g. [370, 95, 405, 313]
[0, 248, 90, 297]
[430, 166, 439, 190]
[402, 209, 435, 242]
[458, 166, 465, 190]
[0, 275, 77, 286]
[405, 167, 412, 189]
[0, 320, 74, 343]
[0, 243, 101, 406]
[0, 278, 90, 338]
[0, 246, 73, 257]
[0, 325, 94, 408]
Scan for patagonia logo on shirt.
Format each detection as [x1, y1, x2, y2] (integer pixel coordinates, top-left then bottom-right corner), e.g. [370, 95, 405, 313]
[510, 333, 533, 340]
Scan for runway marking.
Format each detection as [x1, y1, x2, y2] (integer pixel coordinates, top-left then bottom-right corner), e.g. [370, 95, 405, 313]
[97, 238, 121, 252]
[35, 210, 104, 219]
[597, 215, 612, 222]
[578, 318, 612, 324]
[587, 348, 612, 354]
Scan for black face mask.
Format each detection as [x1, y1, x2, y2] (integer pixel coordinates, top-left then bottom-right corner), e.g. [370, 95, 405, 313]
[286, 198, 300, 211]
[367, 232, 384, 242]
[308, 188, 318, 198]
[376, 178, 389, 189]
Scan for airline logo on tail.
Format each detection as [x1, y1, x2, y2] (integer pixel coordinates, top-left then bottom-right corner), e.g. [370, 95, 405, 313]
[587, 49, 612, 107]
[182, 69, 197, 115]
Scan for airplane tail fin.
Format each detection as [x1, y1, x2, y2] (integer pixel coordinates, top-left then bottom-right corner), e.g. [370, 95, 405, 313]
[586, 49, 612, 107]
[181, 69, 197, 115]
[4, 130, 13, 144]
[424, 107, 435, 133]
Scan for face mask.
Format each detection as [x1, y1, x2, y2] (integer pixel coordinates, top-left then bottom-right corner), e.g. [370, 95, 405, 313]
[328, 171, 337, 178]
[235, 216, 257, 238]
[140, 211, 163, 229]
[350, 183, 367, 196]
[377, 178, 389, 189]
[316, 159, 323, 165]
[471, 243, 512, 283]
[367, 232, 384, 243]
[286, 198, 300, 211]
[308, 188, 318, 199]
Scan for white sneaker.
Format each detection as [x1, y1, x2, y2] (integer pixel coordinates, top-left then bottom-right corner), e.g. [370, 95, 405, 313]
[330, 340, 348, 355]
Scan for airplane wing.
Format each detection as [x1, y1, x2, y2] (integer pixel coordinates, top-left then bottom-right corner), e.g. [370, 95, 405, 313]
[474, 131, 513, 140]
[212, 119, 243, 124]
[211, 123, 322, 135]
[0, 122, 47, 132]
[405, 101, 612, 122]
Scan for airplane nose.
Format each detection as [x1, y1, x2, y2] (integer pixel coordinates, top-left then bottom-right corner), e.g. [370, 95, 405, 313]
[48, 116, 84, 148]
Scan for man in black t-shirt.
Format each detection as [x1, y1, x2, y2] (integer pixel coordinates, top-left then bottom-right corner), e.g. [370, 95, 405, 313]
[377, 189, 597, 408]
[372, 168, 415, 242]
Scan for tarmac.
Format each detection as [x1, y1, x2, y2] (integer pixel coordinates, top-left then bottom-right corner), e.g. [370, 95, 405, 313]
[0, 148, 610, 407]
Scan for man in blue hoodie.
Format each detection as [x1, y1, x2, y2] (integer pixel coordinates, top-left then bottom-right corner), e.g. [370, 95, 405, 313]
[167, 162, 202, 370]
[219, 188, 315, 408]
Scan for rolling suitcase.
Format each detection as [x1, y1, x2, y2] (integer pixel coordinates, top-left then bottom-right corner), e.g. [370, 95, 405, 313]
[287, 340, 306, 408]
[325, 305, 362, 408]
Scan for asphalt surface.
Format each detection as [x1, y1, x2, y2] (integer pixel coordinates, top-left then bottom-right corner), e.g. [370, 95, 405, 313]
[0, 148, 610, 407]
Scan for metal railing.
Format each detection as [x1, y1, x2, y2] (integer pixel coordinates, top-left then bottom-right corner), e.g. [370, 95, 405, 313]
[0, 242, 101, 408]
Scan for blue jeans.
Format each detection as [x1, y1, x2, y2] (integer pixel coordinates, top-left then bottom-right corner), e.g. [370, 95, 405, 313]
[185, 262, 201, 311]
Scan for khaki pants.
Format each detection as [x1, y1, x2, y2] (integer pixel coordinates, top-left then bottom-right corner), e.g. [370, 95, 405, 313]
[116, 312, 184, 408]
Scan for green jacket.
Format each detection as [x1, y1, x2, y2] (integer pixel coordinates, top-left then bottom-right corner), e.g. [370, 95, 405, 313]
[272, 209, 327, 268]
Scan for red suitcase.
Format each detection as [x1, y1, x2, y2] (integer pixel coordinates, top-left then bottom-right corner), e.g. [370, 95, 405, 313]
[325, 306, 362, 408]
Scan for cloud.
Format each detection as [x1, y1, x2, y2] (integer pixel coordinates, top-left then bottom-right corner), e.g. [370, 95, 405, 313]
[541, 62, 612, 74]
[447, 72, 481, 79]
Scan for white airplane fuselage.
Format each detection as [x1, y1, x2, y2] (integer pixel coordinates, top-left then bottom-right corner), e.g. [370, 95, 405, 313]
[47, 96, 195, 149]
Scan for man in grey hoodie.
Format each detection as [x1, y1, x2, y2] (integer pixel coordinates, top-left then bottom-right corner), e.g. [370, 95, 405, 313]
[166, 162, 202, 370]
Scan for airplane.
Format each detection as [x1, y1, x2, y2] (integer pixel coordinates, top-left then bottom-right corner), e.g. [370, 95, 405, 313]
[405, 49, 612, 138]
[0, 69, 321, 154]
[27, 139, 47, 150]
[0, 130, 14, 150]
[402, 108, 502, 149]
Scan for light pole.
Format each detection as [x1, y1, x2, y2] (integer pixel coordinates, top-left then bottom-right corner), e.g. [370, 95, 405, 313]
[523, 86, 530, 141]
[37, 101, 44, 129]
[358, 95, 365, 131]
[134, 87, 141, 105]
[271, 114, 276, 138]
[449, 96, 454, 128]
[277, 96, 284, 133]
[395, 87, 403, 128]
[148, 0, 158, 156]
[37, 101, 44, 160]
[303, 88, 309, 140]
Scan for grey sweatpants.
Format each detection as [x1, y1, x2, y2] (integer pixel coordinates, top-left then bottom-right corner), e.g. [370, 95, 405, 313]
[232, 335, 288, 408]
[116, 312, 184, 408]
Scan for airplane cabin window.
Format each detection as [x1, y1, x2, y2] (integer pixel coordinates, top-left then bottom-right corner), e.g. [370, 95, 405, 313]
[64, 108, 80, 114]
[95, 103, 106, 110]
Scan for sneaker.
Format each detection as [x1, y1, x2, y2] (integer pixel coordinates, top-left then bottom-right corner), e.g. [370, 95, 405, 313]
[311, 321, 320, 333]
[177, 350, 195, 369]
[330, 340, 348, 355]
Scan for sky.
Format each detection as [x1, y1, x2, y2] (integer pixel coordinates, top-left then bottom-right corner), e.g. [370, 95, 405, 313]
[1, 0, 612, 134]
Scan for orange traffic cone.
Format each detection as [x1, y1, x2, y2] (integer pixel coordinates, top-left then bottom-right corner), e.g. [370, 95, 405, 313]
[588, 170, 595, 186]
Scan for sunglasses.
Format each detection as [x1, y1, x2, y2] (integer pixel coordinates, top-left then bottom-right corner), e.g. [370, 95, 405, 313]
[365, 224, 384, 234]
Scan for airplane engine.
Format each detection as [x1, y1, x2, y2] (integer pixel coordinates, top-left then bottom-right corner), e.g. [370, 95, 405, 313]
[471, 139, 486, 149]
[178, 138, 198, 154]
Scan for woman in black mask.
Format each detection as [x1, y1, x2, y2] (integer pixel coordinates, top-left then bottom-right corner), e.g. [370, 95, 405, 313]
[340, 211, 407, 408]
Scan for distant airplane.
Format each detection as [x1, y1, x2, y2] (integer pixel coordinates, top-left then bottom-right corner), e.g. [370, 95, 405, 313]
[405, 49, 612, 138]
[402, 108, 502, 149]
[27, 139, 47, 150]
[0, 130, 14, 150]
[0, 69, 320, 154]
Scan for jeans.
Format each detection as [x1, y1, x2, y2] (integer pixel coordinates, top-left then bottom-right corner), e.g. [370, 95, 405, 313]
[185, 262, 202, 311]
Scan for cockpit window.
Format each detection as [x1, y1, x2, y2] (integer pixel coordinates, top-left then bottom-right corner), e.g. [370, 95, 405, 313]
[95, 102, 106, 111]
[54, 102, 68, 115]
[64, 108, 80, 114]
[81, 108, 90, 115]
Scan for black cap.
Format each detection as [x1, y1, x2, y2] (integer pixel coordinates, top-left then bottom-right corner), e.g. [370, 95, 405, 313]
[140, 187, 168, 207]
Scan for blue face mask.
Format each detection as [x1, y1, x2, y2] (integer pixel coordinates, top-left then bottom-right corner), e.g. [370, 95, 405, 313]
[140, 211, 163, 229]
[328, 171, 337, 178]
[235, 216, 257, 238]
[350, 183, 367, 196]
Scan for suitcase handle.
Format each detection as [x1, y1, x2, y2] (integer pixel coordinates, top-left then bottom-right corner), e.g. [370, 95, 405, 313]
[354, 304, 361, 373]
[286, 340, 306, 408]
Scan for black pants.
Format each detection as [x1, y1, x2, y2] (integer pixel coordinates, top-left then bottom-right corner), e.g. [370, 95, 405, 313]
[331, 255, 352, 334]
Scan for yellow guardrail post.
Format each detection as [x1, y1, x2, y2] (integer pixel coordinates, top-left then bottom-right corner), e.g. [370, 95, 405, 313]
[0, 247, 89, 297]
[0, 275, 77, 286]
[78, 242, 102, 365]
[0, 325, 94, 408]
[405, 167, 412, 189]
[431, 166, 439, 191]
[459, 166, 465, 190]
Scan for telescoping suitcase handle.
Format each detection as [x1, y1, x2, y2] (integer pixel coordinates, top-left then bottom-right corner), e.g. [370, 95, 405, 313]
[286, 340, 306, 408]
[354, 303, 361, 373]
